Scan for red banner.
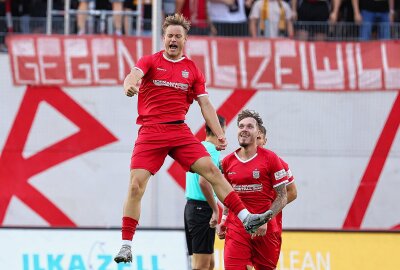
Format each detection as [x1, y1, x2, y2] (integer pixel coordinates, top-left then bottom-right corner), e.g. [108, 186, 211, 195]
[6, 35, 400, 91]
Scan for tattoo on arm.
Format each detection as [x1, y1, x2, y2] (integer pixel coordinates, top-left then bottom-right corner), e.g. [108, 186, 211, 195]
[269, 184, 288, 217]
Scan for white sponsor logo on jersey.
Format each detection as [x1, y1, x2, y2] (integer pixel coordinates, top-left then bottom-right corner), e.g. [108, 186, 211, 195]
[274, 169, 286, 180]
[232, 184, 263, 192]
[157, 67, 167, 71]
[152, 80, 189, 90]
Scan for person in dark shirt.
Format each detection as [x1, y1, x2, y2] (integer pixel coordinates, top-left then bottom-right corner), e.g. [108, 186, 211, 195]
[352, 0, 395, 40]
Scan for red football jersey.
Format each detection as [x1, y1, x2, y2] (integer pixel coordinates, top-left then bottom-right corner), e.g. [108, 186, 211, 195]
[134, 51, 208, 125]
[222, 146, 288, 233]
[280, 157, 294, 185]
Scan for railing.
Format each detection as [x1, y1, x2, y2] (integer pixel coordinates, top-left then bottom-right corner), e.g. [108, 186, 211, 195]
[1, 19, 400, 53]
[293, 21, 400, 41]
[45, 0, 142, 35]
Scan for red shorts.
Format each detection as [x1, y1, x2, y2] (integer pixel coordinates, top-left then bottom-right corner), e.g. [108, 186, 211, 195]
[224, 227, 282, 270]
[130, 123, 209, 174]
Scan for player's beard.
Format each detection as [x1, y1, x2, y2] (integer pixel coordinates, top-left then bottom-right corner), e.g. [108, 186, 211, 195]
[238, 133, 255, 147]
[239, 141, 250, 147]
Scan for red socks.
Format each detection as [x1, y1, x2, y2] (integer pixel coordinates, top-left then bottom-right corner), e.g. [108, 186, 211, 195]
[223, 191, 246, 216]
[122, 216, 139, 240]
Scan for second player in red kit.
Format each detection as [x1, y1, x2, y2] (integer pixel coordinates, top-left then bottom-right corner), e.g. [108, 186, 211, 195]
[218, 110, 289, 270]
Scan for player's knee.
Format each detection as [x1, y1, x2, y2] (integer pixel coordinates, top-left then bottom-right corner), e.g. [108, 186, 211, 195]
[128, 180, 145, 199]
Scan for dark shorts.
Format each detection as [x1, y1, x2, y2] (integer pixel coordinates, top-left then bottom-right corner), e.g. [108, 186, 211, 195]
[298, 1, 330, 22]
[130, 123, 209, 174]
[297, 1, 330, 34]
[213, 22, 249, 37]
[184, 199, 216, 255]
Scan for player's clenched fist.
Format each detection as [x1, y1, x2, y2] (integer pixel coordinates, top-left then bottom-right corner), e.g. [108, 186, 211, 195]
[123, 68, 143, 97]
[216, 135, 228, 151]
[124, 85, 139, 97]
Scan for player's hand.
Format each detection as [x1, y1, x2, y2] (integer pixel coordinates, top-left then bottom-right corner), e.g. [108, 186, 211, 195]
[124, 85, 139, 97]
[251, 223, 267, 239]
[209, 210, 218, 228]
[124, 77, 140, 97]
[216, 220, 227, 239]
[216, 135, 227, 151]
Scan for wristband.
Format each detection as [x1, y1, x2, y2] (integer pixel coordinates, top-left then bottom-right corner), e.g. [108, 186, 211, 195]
[221, 214, 228, 221]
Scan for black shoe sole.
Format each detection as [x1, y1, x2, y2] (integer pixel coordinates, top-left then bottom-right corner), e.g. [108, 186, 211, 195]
[114, 257, 132, 263]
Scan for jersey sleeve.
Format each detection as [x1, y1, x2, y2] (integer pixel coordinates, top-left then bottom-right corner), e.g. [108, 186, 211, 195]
[269, 153, 288, 188]
[192, 65, 208, 99]
[134, 55, 152, 76]
[279, 157, 295, 185]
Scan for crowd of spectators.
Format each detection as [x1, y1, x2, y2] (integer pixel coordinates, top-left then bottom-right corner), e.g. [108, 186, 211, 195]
[0, 0, 400, 45]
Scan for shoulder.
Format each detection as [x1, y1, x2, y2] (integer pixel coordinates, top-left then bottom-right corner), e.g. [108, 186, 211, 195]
[278, 157, 288, 167]
[182, 57, 205, 81]
[144, 51, 163, 62]
[142, 52, 159, 61]
[258, 147, 282, 163]
[137, 53, 158, 68]
[258, 147, 276, 157]
[182, 56, 200, 70]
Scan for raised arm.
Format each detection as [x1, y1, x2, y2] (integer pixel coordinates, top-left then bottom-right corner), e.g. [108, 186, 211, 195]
[197, 96, 227, 150]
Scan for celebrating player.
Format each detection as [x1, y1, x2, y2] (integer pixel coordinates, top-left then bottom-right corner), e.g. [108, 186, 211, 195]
[114, 14, 273, 264]
[218, 109, 288, 270]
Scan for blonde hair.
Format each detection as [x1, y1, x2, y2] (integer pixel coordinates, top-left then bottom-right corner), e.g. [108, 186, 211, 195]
[163, 13, 191, 34]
